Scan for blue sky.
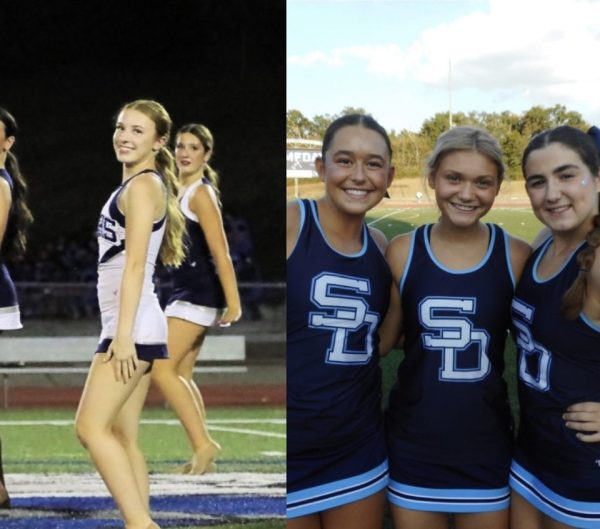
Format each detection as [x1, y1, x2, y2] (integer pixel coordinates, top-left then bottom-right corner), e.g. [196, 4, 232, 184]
[287, 0, 600, 133]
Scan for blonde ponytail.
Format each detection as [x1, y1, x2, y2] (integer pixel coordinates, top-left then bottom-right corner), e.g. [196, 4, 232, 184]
[119, 99, 186, 267]
[155, 146, 186, 267]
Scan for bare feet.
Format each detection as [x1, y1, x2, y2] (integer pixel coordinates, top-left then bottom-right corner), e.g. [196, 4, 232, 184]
[188, 441, 221, 474]
[172, 459, 217, 475]
[172, 461, 192, 474]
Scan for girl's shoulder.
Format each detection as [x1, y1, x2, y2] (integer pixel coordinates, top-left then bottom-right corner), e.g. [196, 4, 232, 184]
[125, 170, 164, 195]
[504, 231, 532, 282]
[367, 226, 388, 255]
[385, 229, 417, 281]
[287, 199, 303, 259]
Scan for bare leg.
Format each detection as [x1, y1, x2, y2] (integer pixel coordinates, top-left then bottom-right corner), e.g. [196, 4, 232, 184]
[0, 438, 9, 509]
[151, 317, 219, 474]
[178, 341, 207, 422]
[455, 509, 509, 529]
[75, 355, 157, 529]
[322, 490, 386, 529]
[112, 372, 152, 510]
[177, 344, 217, 474]
[287, 513, 321, 529]
[390, 504, 449, 529]
[511, 491, 576, 529]
[511, 491, 543, 529]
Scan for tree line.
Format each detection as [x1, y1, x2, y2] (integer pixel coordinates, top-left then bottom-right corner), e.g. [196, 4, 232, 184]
[287, 105, 589, 179]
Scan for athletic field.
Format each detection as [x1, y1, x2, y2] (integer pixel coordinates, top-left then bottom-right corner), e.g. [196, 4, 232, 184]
[0, 406, 285, 529]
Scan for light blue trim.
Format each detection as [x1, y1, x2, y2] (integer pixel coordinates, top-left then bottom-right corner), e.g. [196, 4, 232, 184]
[510, 461, 600, 528]
[424, 223, 496, 274]
[287, 460, 388, 518]
[309, 200, 368, 258]
[387, 479, 510, 513]
[298, 198, 306, 233]
[399, 229, 417, 294]
[580, 313, 600, 333]
[532, 238, 586, 284]
[502, 227, 517, 289]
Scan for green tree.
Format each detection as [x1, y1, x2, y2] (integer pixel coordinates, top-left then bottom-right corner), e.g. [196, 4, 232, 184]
[286, 109, 313, 139]
[311, 114, 334, 139]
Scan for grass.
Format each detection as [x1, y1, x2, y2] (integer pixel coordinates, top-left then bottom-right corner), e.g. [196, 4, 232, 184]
[1, 406, 285, 528]
[1, 406, 285, 474]
[368, 206, 544, 242]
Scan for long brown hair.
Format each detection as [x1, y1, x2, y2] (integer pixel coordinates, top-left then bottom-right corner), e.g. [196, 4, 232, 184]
[119, 100, 185, 267]
[0, 107, 33, 260]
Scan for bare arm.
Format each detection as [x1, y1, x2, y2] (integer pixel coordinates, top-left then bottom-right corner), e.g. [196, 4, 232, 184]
[0, 179, 11, 247]
[286, 200, 300, 259]
[378, 233, 411, 356]
[106, 174, 163, 382]
[189, 185, 241, 325]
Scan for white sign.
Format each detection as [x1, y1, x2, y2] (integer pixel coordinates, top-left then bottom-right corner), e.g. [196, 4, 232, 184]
[286, 149, 320, 178]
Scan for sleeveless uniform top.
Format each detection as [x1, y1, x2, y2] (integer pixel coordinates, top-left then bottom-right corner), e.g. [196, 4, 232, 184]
[166, 178, 224, 308]
[387, 223, 515, 464]
[96, 170, 165, 331]
[287, 199, 391, 456]
[511, 237, 600, 471]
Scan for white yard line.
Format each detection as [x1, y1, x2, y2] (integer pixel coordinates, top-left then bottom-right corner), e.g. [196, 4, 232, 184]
[0, 418, 285, 426]
[209, 426, 285, 439]
[5, 472, 286, 498]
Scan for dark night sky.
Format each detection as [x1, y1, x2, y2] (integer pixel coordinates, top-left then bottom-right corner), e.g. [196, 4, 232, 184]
[0, 0, 285, 279]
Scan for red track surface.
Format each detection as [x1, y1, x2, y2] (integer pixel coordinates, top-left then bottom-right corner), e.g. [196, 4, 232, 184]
[4, 384, 286, 408]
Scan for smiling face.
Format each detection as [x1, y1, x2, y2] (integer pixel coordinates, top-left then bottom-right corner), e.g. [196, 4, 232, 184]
[524, 142, 600, 237]
[428, 149, 500, 229]
[175, 132, 210, 179]
[112, 108, 163, 168]
[316, 125, 393, 217]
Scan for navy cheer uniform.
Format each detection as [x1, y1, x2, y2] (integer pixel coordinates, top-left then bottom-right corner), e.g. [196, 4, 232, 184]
[0, 168, 21, 330]
[387, 224, 515, 512]
[164, 178, 224, 326]
[96, 170, 168, 360]
[287, 199, 391, 518]
[510, 238, 600, 528]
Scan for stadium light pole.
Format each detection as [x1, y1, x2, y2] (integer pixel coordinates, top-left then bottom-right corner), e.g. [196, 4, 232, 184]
[448, 57, 453, 129]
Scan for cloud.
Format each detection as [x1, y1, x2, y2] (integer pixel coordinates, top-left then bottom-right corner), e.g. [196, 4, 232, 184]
[288, 0, 600, 109]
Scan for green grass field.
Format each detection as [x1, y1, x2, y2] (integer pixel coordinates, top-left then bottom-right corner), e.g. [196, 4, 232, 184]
[367, 206, 544, 242]
[1, 406, 285, 475]
[369, 206, 542, 424]
[1, 406, 285, 529]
